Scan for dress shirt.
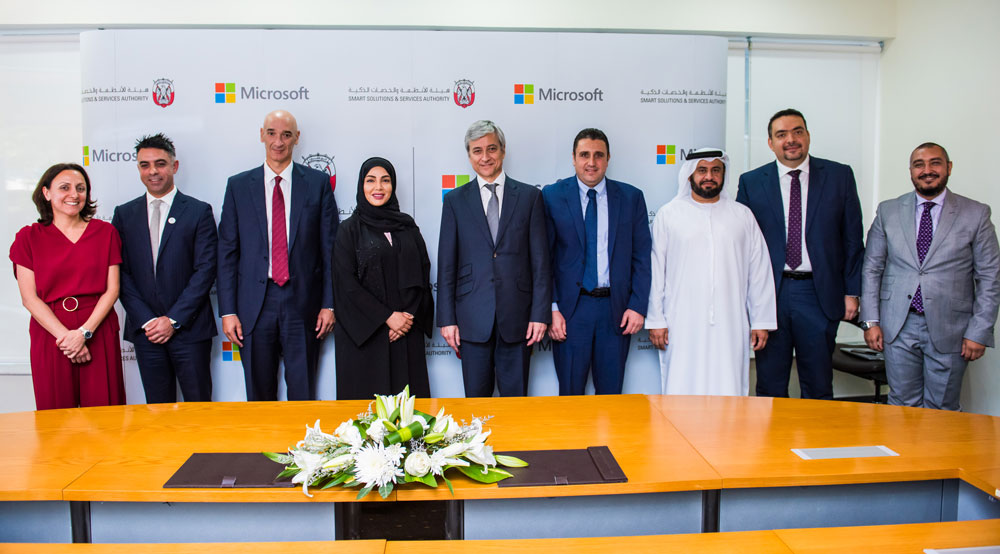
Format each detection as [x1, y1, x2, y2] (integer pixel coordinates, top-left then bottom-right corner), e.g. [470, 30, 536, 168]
[914, 188, 947, 236]
[142, 186, 179, 330]
[263, 162, 293, 280]
[553, 177, 610, 312]
[778, 156, 813, 272]
[477, 170, 506, 217]
[146, 186, 177, 247]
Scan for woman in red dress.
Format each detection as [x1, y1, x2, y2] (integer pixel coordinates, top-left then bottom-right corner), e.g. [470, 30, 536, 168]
[9, 163, 125, 410]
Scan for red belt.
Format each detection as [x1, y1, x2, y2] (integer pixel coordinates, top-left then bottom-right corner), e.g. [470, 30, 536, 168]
[49, 294, 101, 313]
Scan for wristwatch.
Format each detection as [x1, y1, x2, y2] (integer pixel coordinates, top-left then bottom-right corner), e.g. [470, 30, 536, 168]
[79, 327, 93, 340]
[859, 321, 879, 331]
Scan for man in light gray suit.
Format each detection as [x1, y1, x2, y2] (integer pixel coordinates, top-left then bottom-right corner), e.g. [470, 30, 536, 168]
[861, 142, 1000, 410]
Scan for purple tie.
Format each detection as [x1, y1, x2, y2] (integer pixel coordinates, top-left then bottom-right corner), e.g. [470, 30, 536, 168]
[785, 169, 803, 269]
[910, 201, 934, 313]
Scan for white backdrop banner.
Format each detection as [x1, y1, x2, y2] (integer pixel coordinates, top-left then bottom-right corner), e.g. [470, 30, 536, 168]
[79, 29, 728, 401]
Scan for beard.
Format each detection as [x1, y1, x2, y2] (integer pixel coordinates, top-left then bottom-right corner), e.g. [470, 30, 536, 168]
[690, 177, 723, 200]
[912, 171, 949, 198]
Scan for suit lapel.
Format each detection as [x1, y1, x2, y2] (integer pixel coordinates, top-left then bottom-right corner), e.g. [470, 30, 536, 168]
[156, 192, 187, 270]
[495, 180, 519, 246]
[763, 163, 785, 234]
[923, 191, 958, 265]
[804, 158, 825, 236]
[898, 193, 919, 264]
[288, 164, 306, 251]
[250, 166, 268, 246]
[463, 178, 494, 247]
[563, 179, 586, 248]
[606, 180, 621, 260]
[133, 196, 157, 275]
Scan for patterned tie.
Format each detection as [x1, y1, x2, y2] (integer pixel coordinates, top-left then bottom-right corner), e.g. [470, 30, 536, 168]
[485, 183, 499, 242]
[271, 176, 290, 287]
[149, 199, 163, 271]
[582, 188, 598, 291]
[910, 201, 934, 313]
[785, 169, 803, 270]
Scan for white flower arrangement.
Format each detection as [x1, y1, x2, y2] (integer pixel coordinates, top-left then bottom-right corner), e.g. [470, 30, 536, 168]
[265, 386, 527, 498]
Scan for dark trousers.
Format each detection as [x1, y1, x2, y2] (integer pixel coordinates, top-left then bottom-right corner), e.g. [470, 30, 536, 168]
[460, 320, 530, 397]
[755, 278, 838, 399]
[240, 280, 319, 401]
[553, 295, 630, 395]
[133, 334, 213, 403]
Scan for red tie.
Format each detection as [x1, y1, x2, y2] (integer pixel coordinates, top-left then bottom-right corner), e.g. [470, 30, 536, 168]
[271, 176, 289, 286]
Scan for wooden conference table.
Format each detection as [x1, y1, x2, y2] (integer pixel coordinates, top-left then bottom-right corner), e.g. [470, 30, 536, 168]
[0, 395, 997, 543]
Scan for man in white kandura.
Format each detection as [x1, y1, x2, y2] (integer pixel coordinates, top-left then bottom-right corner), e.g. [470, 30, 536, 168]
[646, 148, 777, 395]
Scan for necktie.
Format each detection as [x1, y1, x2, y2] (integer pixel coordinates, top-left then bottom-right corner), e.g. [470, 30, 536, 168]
[485, 183, 499, 242]
[910, 201, 934, 314]
[785, 169, 803, 270]
[582, 188, 598, 291]
[271, 176, 290, 287]
[149, 199, 163, 271]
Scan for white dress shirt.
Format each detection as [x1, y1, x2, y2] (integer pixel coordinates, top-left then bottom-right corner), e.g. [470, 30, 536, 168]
[146, 186, 177, 249]
[915, 188, 947, 235]
[777, 156, 813, 272]
[263, 162, 293, 280]
[477, 170, 506, 216]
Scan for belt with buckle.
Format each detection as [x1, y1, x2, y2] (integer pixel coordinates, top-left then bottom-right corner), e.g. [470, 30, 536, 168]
[782, 271, 813, 280]
[580, 287, 611, 298]
[52, 295, 100, 312]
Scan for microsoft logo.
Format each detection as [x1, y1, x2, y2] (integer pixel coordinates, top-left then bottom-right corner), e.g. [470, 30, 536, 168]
[514, 84, 534, 105]
[82, 146, 90, 166]
[442, 174, 472, 200]
[215, 82, 236, 104]
[222, 341, 241, 362]
[656, 145, 677, 165]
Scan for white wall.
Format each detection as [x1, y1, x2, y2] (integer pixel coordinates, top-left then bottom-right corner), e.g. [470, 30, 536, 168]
[2, 0, 896, 39]
[878, 0, 1000, 415]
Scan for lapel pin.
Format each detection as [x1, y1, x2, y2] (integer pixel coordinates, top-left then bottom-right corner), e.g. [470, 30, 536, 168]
[168, 217, 176, 224]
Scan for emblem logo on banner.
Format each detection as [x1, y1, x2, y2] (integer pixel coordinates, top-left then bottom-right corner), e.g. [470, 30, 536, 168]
[453, 79, 475, 108]
[656, 145, 677, 165]
[441, 174, 472, 200]
[215, 82, 236, 104]
[222, 341, 241, 362]
[514, 83, 534, 104]
[302, 153, 337, 192]
[152, 78, 175, 108]
[515, 83, 604, 104]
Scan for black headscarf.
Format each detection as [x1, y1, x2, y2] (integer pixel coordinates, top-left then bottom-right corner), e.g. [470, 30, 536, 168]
[354, 157, 417, 232]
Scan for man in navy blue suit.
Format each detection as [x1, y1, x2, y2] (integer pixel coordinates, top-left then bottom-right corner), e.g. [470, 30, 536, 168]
[217, 110, 338, 401]
[736, 109, 864, 399]
[543, 128, 651, 395]
[437, 120, 550, 397]
[113, 133, 218, 403]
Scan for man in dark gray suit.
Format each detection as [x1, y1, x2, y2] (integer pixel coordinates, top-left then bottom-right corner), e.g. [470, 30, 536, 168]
[437, 120, 550, 397]
[861, 142, 1000, 410]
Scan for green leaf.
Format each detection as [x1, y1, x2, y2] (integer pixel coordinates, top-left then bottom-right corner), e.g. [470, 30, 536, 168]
[378, 482, 394, 498]
[423, 432, 445, 444]
[416, 473, 437, 488]
[275, 467, 299, 479]
[495, 455, 529, 468]
[456, 465, 514, 484]
[325, 473, 351, 488]
[440, 473, 455, 495]
[388, 406, 401, 424]
[357, 485, 374, 499]
[262, 451, 292, 464]
[382, 420, 399, 433]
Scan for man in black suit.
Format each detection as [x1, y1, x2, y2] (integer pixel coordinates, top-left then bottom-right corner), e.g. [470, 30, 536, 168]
[217, 110, 338, 401]
[736, 109, 864, 399]
[437, 120, 550, 397]
[113, 133, 218, 403]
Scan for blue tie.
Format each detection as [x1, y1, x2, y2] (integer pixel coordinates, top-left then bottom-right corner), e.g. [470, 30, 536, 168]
[583, 188, 598, 291]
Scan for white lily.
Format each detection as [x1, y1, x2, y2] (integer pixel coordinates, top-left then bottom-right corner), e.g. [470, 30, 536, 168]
[290, 450, 326, 497]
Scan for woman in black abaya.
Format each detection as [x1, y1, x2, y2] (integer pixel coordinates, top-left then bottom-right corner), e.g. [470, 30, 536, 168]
[333, 157, 433, 400]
